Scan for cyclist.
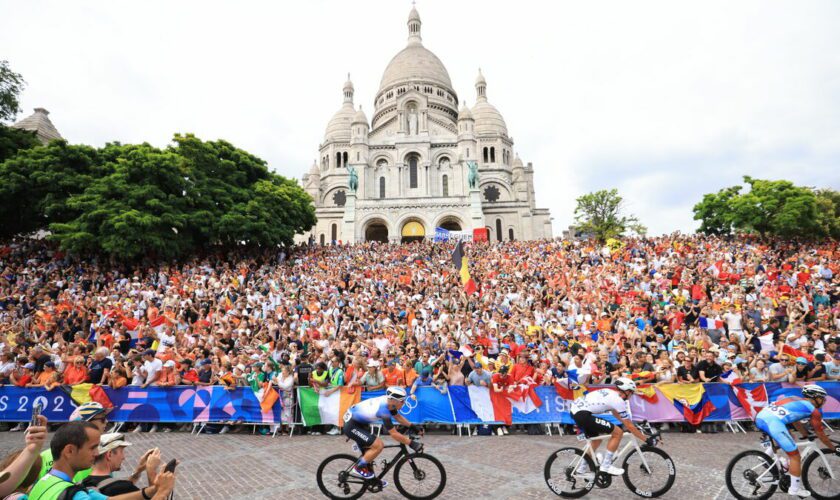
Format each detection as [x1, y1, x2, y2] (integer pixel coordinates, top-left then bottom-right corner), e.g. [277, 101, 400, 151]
[342, 386, 422, 479]
[754, 384, 840, 498]
[570, 377, 654, 476]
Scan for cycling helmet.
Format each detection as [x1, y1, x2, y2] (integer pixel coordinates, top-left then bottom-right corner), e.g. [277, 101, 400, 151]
[386, 386, 407, 401]
[802, 384, 827, 400]
[615, 377, 637, 393]
[70, 402, 108, 422]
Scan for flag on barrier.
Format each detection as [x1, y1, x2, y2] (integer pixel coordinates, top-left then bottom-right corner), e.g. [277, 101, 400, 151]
[657, 383, 716, 426]
[298, 387, 360, 427]
[733, 384, 768, 419]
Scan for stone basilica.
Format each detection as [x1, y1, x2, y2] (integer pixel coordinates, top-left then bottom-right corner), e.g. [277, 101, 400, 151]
[300, 6, 552, 244]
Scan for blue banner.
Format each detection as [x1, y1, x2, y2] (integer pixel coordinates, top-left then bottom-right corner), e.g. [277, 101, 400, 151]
[0, 387, 75, 422]
[2, 382, 838, 425]
[433, 227, 450, 242]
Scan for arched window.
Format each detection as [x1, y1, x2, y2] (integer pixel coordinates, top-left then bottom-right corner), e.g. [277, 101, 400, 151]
[483, 147, 488, 163]
[379, 177, 385, 199]
[490, 147, 496, 163]
[409, 156, 418, 189]
[442, 175, 449, 197]
[508, 228, 514, 241]
[496, 219, 502, 242]
[356, 152, 360, 161]
[336, 152, 341, 168]
[319, 234, 325, 246]
[331, 223, 337, 243]
[342, 152, 348, 167]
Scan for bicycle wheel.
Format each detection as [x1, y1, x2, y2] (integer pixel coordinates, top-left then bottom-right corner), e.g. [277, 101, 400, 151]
[724, 450, 779, 500]
[621, 446, 676, 498]
[316, 453, 368, 500]
[802, 448, 840, 500]
[543, 447, 596, 498]
[393, 452, 447, 500]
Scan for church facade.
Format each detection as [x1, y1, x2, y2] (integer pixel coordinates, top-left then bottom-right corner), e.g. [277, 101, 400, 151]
[300, 6, 552, 244]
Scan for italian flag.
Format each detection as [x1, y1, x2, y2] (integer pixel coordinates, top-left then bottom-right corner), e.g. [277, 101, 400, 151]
[298, 387, 361, 427]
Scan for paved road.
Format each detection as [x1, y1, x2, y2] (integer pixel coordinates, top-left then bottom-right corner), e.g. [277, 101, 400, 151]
[0, 428, 785, 499]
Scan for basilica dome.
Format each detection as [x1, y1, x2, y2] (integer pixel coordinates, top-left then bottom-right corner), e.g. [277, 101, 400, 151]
[324, 75, 355, 142]
[471, 69, 507, 137]
[379, 44, 453, 93]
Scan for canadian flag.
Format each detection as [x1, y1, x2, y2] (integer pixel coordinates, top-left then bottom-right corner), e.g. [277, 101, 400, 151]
[502, 376, 543, 418]
[734, 384, 768, 419]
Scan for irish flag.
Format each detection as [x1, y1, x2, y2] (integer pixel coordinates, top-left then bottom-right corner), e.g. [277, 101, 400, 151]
[298, 387, 361, 427]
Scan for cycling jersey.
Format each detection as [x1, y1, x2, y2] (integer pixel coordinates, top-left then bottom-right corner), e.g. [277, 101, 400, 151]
[755, 396, 823, 453]
[570, 388, 631, 419]
[346, 395, 398, 429]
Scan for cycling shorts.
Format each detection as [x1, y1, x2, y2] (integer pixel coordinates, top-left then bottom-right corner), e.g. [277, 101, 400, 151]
[343, 419, 376, 450]
[755, 415, 796, 453]
[572, 410, 615, 438]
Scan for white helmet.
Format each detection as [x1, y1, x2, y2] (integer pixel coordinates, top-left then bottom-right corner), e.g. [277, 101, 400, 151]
[802, 384, 827, 400]
[615, 377, 637, 393]
[386, 386, 407, 401]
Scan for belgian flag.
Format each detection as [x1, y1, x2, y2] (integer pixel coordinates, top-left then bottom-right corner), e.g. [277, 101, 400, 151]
[451, 241, 478, 295]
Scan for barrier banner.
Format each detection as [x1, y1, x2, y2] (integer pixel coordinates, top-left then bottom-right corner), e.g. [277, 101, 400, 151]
[2, 382, 838, 425]
[104, 386, 282, 423]
[0, 386, 281, 424]
[0, 387, 75, 422]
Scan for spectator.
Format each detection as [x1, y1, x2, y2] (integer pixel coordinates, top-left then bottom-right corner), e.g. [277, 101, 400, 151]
[88, 348, 113, 386]
[63, 356, 90, 385]
[139, 350, 162, 389]
[38, 402, 111, 483]
[0, 415, 47, 499]
[82, 434, 162, 497]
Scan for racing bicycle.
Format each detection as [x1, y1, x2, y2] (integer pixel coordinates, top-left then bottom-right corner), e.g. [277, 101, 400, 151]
[725, 433, 840, 500]
[316, 430, 446, 499]
[544, 422, 676, 498]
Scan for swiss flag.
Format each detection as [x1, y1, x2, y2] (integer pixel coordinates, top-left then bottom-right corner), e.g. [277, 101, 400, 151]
[734, 384, 768, 419]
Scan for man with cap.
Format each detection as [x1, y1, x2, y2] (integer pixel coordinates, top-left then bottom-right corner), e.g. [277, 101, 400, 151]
[82, 433, 162, 497]
[38, 402, 111, 482]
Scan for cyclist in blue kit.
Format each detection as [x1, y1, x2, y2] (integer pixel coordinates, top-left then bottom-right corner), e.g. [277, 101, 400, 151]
[754, 384, 839, 498]
[342, 386, 423, 479]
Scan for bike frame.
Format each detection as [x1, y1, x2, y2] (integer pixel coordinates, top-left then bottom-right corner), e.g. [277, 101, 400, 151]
[341, 442, 416, 486]
[746, 439, 836, 486]
[568, 431, 654, 477]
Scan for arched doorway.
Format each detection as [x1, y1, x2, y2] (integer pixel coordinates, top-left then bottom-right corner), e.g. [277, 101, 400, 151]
[438, 218, 462, 232]
[365, 222, 389, 243]
[401, 220, 425, 243]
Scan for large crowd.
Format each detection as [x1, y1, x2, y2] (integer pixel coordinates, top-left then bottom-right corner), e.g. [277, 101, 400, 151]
[0, 235, 838, 436]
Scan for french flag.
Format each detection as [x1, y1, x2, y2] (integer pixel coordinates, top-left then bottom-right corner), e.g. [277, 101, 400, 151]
[698, 317, 724, 329]
[449, 384, 542, 426]
[720, 369, 742, 385]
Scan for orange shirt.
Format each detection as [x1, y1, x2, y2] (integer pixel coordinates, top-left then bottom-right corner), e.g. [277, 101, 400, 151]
[382, 367, 406, 387]
[62, 365, 89, 385]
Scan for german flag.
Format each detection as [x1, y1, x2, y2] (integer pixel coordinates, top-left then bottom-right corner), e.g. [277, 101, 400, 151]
[451, 241, 478, 295]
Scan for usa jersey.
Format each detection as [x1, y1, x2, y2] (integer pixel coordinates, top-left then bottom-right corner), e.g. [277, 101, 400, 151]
[347, 396, 396, 425]
[570, 388, 631, 419]
[756, 397, 819, 426]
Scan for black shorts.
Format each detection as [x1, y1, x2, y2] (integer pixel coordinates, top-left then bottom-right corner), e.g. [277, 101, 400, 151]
[572, 410, 615, 438]
[343, 419, 376, 449]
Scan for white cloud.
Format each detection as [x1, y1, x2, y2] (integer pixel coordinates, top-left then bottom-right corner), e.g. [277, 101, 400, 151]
[3, 0, 839, 236]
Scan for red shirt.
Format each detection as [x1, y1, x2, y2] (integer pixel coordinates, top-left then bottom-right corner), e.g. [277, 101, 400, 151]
[510, 362, 534, 382]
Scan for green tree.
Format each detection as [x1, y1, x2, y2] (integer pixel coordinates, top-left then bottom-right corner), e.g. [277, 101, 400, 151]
[815, 189, 840, 239]
[692, 185, 741, 235]
[574, 188, 646, 242]
[49, 143, 191, 259]
[693, 177, 838, 239]
[0, 124, 40, 164]
[0, 140, 103, 237]
[0, 60, 26, 122]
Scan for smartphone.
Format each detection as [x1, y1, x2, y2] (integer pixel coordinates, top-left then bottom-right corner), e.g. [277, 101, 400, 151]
[164, 459, 177, 473]
[29, 401, 43, 428]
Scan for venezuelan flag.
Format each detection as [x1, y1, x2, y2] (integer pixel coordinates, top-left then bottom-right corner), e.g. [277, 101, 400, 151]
[657, 383, 715, 425]
[451, 241, 478, 295]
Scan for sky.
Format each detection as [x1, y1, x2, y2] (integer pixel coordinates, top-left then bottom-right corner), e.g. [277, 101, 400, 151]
[2, 0, 839, 236]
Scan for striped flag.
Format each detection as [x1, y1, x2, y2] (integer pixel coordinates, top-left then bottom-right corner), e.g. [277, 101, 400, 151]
[451, 241, 478, 295]
[298, 387, 361, 427]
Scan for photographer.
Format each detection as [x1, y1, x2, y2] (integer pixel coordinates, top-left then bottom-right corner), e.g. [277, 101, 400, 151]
[82, 434, 163, 497]
[0, 415, 48, 499]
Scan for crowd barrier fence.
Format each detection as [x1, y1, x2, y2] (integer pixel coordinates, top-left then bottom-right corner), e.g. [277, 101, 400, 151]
[1, 382, 838, 427]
